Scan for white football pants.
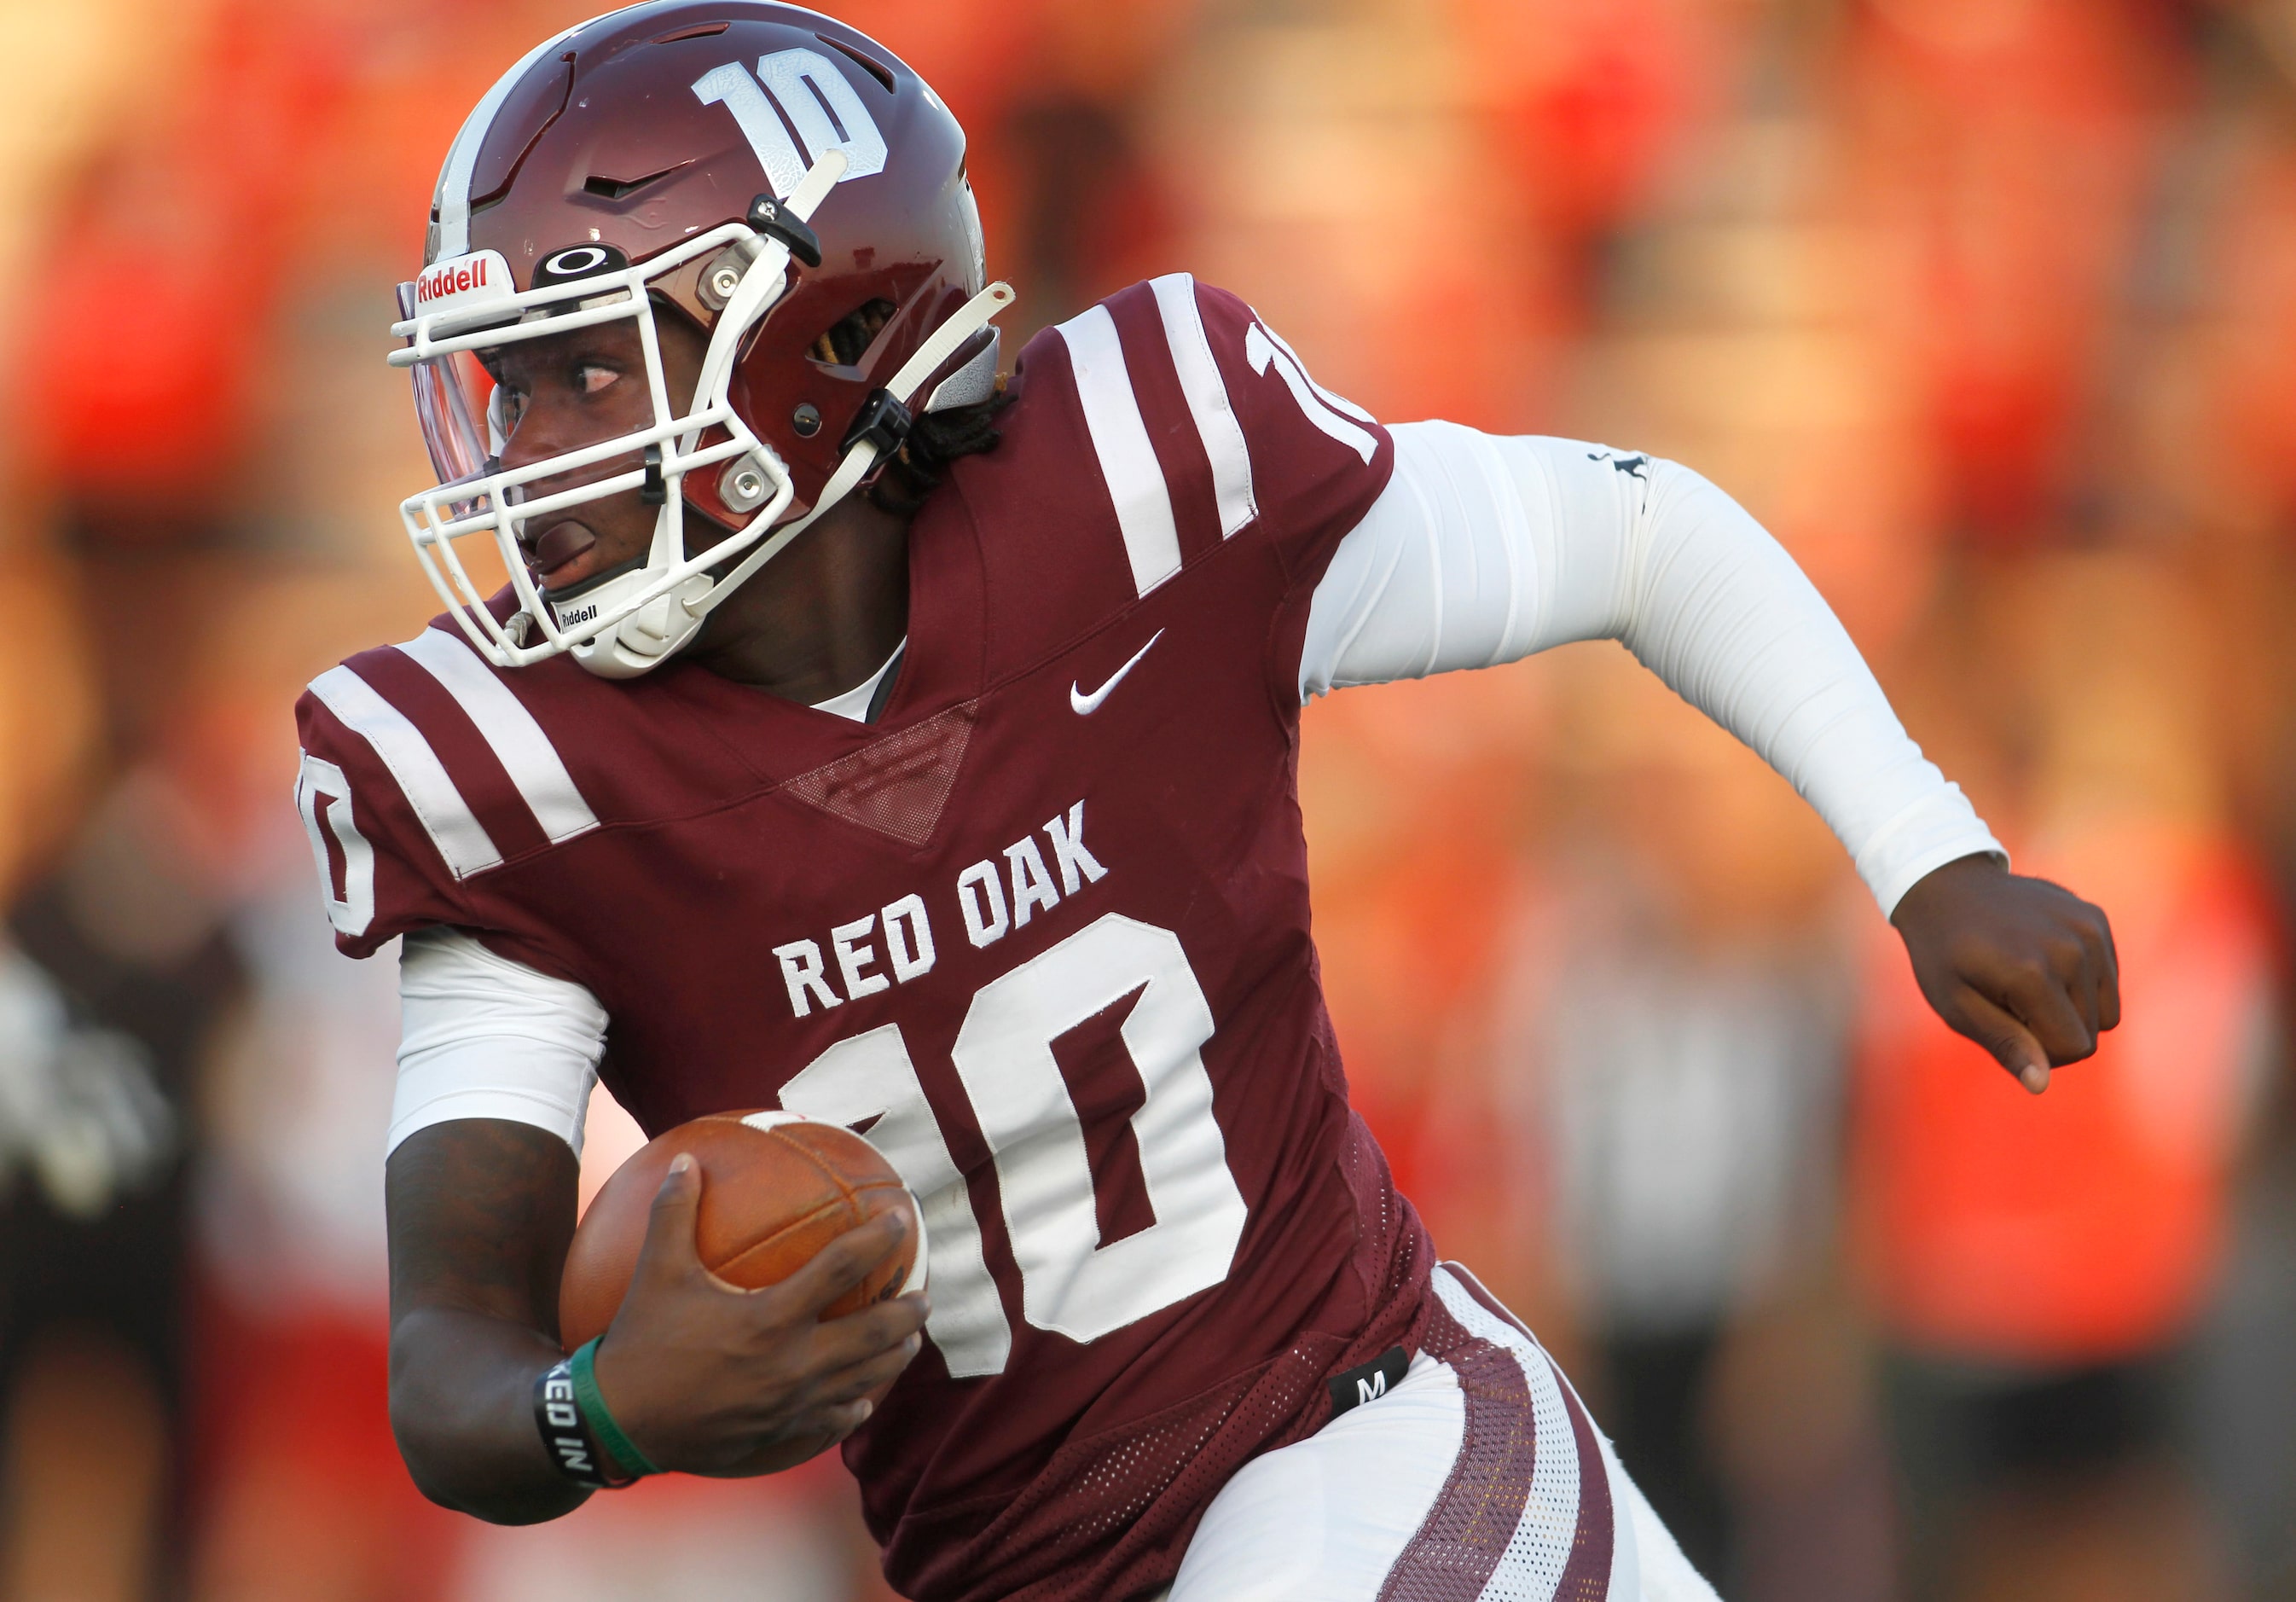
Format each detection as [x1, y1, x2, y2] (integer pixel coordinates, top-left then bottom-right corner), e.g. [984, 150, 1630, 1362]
[1157, 1265, 1720, 1602]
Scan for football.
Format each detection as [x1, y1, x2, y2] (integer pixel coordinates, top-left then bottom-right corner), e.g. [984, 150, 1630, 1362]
[559, 1110, 925, 1351]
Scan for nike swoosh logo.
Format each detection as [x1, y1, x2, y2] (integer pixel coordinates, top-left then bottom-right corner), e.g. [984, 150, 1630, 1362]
[1070, 630, 1162, 715]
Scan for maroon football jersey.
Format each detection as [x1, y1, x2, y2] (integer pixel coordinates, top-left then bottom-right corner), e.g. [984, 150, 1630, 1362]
[296, 276, 1433, 1602]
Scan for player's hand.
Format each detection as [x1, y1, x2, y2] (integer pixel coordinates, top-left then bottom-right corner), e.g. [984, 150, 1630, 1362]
[589, 1154, 929, 1477]
[1890, 852, 2120, 1094]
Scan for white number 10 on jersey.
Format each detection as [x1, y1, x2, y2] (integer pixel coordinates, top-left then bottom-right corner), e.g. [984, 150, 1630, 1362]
[780, 912, 1248, 1378]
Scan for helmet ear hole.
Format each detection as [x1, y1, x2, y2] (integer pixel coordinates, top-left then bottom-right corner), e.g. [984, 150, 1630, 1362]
[812, 299, 900, 369]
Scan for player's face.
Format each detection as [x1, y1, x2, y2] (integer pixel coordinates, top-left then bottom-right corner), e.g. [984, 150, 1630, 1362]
[489, 309, 718, 595]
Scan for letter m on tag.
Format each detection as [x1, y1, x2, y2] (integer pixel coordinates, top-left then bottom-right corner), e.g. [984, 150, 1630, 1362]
[1327, 1345, 1410, 1418]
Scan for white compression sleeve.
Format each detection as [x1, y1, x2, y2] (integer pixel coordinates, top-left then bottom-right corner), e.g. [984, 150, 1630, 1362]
[1301, 421, 2003, 917]
[390, 927, 608, 1158]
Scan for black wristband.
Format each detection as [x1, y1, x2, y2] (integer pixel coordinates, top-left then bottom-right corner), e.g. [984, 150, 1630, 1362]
[533, 1355, 630, 1489]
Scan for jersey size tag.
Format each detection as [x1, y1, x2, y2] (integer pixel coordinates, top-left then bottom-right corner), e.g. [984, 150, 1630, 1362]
[1327, 1345, 1409, 1416]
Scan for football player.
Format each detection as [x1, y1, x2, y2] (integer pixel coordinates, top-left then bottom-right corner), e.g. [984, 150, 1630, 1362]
[297, 6, 2119, 1599]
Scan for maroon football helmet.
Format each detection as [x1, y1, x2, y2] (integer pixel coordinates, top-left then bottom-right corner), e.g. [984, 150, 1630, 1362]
[391, 2, 1008, 676]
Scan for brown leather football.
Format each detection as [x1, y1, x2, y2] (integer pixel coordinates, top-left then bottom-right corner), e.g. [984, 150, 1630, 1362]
[559, 1111, 923, 1352]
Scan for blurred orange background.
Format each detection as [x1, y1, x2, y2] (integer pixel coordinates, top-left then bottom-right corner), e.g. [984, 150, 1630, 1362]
[3, 1, 2296, 1599]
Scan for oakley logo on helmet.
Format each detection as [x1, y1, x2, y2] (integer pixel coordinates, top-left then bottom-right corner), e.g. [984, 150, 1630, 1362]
[532, 243, 632, 289]
[693, 48, 889, 199]
[415, 249, 514, 312]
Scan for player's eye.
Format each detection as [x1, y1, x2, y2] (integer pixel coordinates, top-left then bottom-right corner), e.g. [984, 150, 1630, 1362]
[575, 363, 619, 397]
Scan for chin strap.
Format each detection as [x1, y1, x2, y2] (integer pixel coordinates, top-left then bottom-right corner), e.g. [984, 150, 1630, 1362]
[689, 280, 1015, 621]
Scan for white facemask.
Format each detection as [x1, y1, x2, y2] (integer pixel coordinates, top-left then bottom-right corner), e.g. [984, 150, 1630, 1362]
[391, 148, 1011, 679]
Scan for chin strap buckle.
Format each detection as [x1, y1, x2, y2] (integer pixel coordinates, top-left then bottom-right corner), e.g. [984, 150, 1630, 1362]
[841, 389, 914, 460]
[746, 193, 824, 270]
[641, 444, 666, 506]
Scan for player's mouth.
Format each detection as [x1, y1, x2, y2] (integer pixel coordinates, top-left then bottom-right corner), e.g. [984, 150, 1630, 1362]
[523, 519, 600, 588]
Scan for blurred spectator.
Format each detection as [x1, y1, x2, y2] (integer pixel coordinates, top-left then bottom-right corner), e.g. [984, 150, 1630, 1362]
[1450, 0, 1740, 307]
[1151, 0, 1562, 427]
[0, 770, 240, 1602]
[1852, 552, 2277, 1601]
[2192, 1104, 2296, 1600]
[1837, 0, 2188, 546]
[1495, 653, 1881, 1599]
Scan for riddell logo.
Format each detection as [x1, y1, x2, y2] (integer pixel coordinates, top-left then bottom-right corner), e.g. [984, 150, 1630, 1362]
[418, 258, 487, 302]
[415, 249, 513, 311]
[554, 601, 600, 628]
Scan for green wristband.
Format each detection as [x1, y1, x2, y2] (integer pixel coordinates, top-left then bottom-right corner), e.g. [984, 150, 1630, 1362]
[569, 1338, 661, 1480]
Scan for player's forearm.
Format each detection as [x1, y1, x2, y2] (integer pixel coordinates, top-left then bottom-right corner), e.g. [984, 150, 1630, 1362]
[389, 1303, 591, 1522]
[385, 1119, 588, 1521]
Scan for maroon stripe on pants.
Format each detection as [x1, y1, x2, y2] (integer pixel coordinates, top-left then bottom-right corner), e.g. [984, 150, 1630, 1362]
[1439, 1262, 1618, 1599]
[1376, 1300, 1536, 1602]
[1551, 1355, 1615, 1601]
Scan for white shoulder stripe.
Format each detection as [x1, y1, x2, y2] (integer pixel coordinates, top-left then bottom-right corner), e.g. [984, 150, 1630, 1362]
[1254, 315, 1377, 424]
[396, 629, 599, 843]
[1246, 323, 1378, 464]
[1056, 304, 1182, 596]
[307, 666, 503, 881]
[1148, 274, 1257, 538]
